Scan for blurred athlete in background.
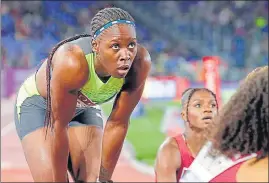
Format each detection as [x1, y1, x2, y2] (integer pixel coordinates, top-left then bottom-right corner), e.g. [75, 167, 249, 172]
[155, 88, 218, 182]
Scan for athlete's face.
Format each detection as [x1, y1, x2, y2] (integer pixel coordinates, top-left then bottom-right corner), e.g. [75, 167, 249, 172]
[92, 24, 137, 78]
[181, 90, 218, 130]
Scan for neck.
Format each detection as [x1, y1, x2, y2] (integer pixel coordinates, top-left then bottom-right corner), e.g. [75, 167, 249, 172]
[94, 53, 111, 78]
[184, 127, 207, 156]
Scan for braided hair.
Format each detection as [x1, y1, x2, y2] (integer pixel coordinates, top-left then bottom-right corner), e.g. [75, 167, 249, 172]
[90, 7, 135, 37]
[213, 67, 268, 160]
[45, 7, 135, 133]
[181, 88, 219, 122]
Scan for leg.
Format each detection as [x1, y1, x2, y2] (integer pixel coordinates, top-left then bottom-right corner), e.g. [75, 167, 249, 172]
[22, 128, 69, 181]
[67, 107, 104, 182]
[14, 96, 69, 181]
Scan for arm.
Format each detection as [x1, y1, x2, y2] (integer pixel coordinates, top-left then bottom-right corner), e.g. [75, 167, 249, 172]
[48, 44, 89, 180]
[155, 137, 181, 182]
[99, 46, 151, 181]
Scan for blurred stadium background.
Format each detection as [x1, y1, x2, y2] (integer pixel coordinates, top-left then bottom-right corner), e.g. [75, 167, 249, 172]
[1, 1, 268, 182]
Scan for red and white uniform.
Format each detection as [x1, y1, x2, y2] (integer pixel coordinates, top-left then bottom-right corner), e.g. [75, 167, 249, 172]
[179, 141, 257, 182]
[155, 134, 194, 182]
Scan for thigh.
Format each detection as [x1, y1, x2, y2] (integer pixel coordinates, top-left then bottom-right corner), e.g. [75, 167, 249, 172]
[68, 107, 104, 182]
[15, 96, 68, 181]
[14, 95, 47, 141]
[22, 128, 70, 182]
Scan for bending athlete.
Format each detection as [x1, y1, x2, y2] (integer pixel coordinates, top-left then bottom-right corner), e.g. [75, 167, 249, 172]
[14, 7, 151, 182]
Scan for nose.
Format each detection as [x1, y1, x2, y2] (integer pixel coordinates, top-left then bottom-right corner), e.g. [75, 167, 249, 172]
[203, 105, 213, 113]
[119, 49, 131, 62]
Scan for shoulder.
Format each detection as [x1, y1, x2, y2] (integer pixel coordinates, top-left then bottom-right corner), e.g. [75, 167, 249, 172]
[54, 43, 87, 65]
[129, 44, 151, 74]
[52, 43, 89, 89]
[135, 44, 151, 69]
[155, 137, 181, 170]
[123, 44, 151, 90]
[236, 157, 268, 182]
[158, 137, 179, 156]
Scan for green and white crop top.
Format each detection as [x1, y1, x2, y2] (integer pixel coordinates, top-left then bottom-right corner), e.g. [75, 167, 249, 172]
[77, 52, 124, 107]
[18, 36, 124, 109]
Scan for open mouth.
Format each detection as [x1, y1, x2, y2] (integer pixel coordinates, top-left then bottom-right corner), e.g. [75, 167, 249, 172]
[118, 65, 130, 70]
[202, 116, 213, 120]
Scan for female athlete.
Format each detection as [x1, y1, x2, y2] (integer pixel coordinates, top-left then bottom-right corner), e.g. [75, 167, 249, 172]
[208, 66, 268, 182]
[14, 7, 151, 182]
[154, 88, 218, 182]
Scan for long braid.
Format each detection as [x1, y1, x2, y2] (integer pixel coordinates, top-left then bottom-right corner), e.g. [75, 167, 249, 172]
[44, 7, 136, 137]
[45, 34, 91, 136]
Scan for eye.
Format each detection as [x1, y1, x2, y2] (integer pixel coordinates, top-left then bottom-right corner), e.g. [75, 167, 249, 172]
[111, 43, 120, 50]
[195, 104, 201, 108]
[211, 103, 216, 108]
[128, 42, 136, 49]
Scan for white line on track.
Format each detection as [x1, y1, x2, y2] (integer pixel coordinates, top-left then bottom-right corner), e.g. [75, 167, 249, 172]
[1, 122, 15, 137]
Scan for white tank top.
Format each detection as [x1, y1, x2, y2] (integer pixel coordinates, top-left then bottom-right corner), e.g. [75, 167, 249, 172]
[179, 141, 257, 182]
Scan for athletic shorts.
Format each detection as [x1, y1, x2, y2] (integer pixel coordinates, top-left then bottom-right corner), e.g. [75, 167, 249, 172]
[14, 74, 104, 140]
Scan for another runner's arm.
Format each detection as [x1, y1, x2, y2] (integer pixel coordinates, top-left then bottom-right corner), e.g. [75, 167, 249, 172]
[99, 46, 151, 181]
[155, 137, 181, 182]
[51, 43, 89, 128]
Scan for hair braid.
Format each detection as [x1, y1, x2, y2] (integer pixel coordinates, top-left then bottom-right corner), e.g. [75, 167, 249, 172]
[213, 67, 268, 160]
[90, 7, 135, 37]
[182, 88, 219, 122]
[45, 34, 91, 136]
[45, 7, 136, 136]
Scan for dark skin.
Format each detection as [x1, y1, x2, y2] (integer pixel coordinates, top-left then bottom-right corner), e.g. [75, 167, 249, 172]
[96, 24, 151, 181]
[155, 90, 217, 182]
[21, 24, 151, 182]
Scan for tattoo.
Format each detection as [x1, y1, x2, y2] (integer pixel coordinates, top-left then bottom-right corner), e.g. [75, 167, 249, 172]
[99, 164, 111, 181]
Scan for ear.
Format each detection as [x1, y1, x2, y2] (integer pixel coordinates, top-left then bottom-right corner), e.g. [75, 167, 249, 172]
[181, 109, 187, 122]
[92, 39, 98, 52]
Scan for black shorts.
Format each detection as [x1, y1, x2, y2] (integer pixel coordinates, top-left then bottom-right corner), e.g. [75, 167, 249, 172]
[14, 95, 104, 141]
